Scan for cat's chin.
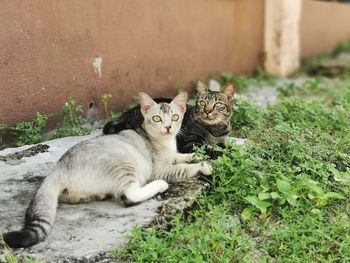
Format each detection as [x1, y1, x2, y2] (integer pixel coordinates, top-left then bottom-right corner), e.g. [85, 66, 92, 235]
[200, 118, 219, 125]
[162, 132, 173, 136]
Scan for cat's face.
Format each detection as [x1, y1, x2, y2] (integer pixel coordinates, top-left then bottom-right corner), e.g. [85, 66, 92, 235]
[139, 92, 187, 139]
[194, 81, 235, 125]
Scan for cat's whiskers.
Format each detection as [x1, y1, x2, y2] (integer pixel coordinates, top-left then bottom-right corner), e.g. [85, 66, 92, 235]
[216, 118, 231, 126]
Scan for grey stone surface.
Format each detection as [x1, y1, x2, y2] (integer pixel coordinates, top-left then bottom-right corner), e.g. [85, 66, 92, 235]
[239, 78, 306, 106]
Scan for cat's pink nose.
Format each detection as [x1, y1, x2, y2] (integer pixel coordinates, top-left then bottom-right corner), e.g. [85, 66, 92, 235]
[204, 108, 212, 114]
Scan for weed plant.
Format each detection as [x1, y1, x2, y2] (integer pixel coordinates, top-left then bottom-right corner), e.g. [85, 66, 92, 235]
[52, 97, 90, 139]
[101, 93, 120, 122]
[11, 113, 48, 146]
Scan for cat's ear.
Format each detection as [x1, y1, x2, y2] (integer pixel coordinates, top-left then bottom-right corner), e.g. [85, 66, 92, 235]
[222, 84, 235, 101]
[196, 81, 208, 94]
[139, 92, 157, 115]
[171, 92, 188, 113]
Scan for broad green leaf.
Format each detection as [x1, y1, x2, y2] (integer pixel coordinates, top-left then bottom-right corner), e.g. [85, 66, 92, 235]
[331, 167, 350, 184]
[276, 179, 291, 194]
[314, 191, 344, 207]
[323, 192, 345, 200]
[302, 178, 324, 196]
[258, 192, 271, 200]
[245, 196, 272, 215]
[270, 192, 280, 199]
[245, 177, 255, 185]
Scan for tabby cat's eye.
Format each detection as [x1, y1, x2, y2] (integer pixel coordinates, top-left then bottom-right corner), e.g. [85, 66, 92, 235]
[171, 114, 179, 122]
[152, 115, 162, 122]
[220, 106, 226, 111]
[198, 100, 206, 106]
[214, 102, 223, 108]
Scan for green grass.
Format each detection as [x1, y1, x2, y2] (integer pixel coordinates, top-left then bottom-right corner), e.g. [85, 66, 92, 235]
[114, 207, 256, 262]
[114, 77, 350, 262]
[11, 112, 48, 146]
[0, 97, 92, 148]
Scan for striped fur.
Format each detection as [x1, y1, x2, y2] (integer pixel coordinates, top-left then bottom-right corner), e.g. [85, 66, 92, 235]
[2, 92, 211, 248]
[103, 81, 235, 158]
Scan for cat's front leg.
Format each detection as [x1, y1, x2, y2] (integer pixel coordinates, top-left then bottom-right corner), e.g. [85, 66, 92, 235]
[153, 162, 212, 183]
[174, 153, 201, 163]
[121, 180, 169, 207]
[196, 162, 212, 175]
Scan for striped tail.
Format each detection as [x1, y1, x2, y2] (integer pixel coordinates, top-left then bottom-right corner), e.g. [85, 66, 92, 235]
[3, 176, 61, 248]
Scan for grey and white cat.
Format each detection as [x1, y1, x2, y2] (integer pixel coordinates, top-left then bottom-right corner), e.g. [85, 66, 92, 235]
[2, 92, 211, 248]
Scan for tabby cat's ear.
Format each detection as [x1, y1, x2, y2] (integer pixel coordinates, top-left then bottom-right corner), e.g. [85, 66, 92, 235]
[222, 84, 235, 101]
[171, 92, 188, 113]
[139, 92, 157, 114]
[196, 81, 208, 94]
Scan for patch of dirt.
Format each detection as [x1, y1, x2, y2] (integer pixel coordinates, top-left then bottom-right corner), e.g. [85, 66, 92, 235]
[146, 176, 210, 229]
[0, 144, 49, 165]
[49, 252, 120, 263]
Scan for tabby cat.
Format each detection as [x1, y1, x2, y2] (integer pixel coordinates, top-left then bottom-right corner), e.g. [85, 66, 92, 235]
[103, 81, 235, 158]
[2, 92, 211, 248]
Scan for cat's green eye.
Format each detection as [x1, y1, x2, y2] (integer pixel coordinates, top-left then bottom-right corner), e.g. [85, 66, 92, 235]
[198, 100, 206, 106]
[214, 102, 223, 108]
[171, 114, 179, 122]
[214, 102, 226, 111]
[152, 115, 162, 122]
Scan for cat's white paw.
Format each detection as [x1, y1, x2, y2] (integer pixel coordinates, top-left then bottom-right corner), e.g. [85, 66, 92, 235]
[190, 153, 203, 162]
[200, 162, 212, 175]
[226, 136, 246, 146]
[154, 180, 169, 193]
